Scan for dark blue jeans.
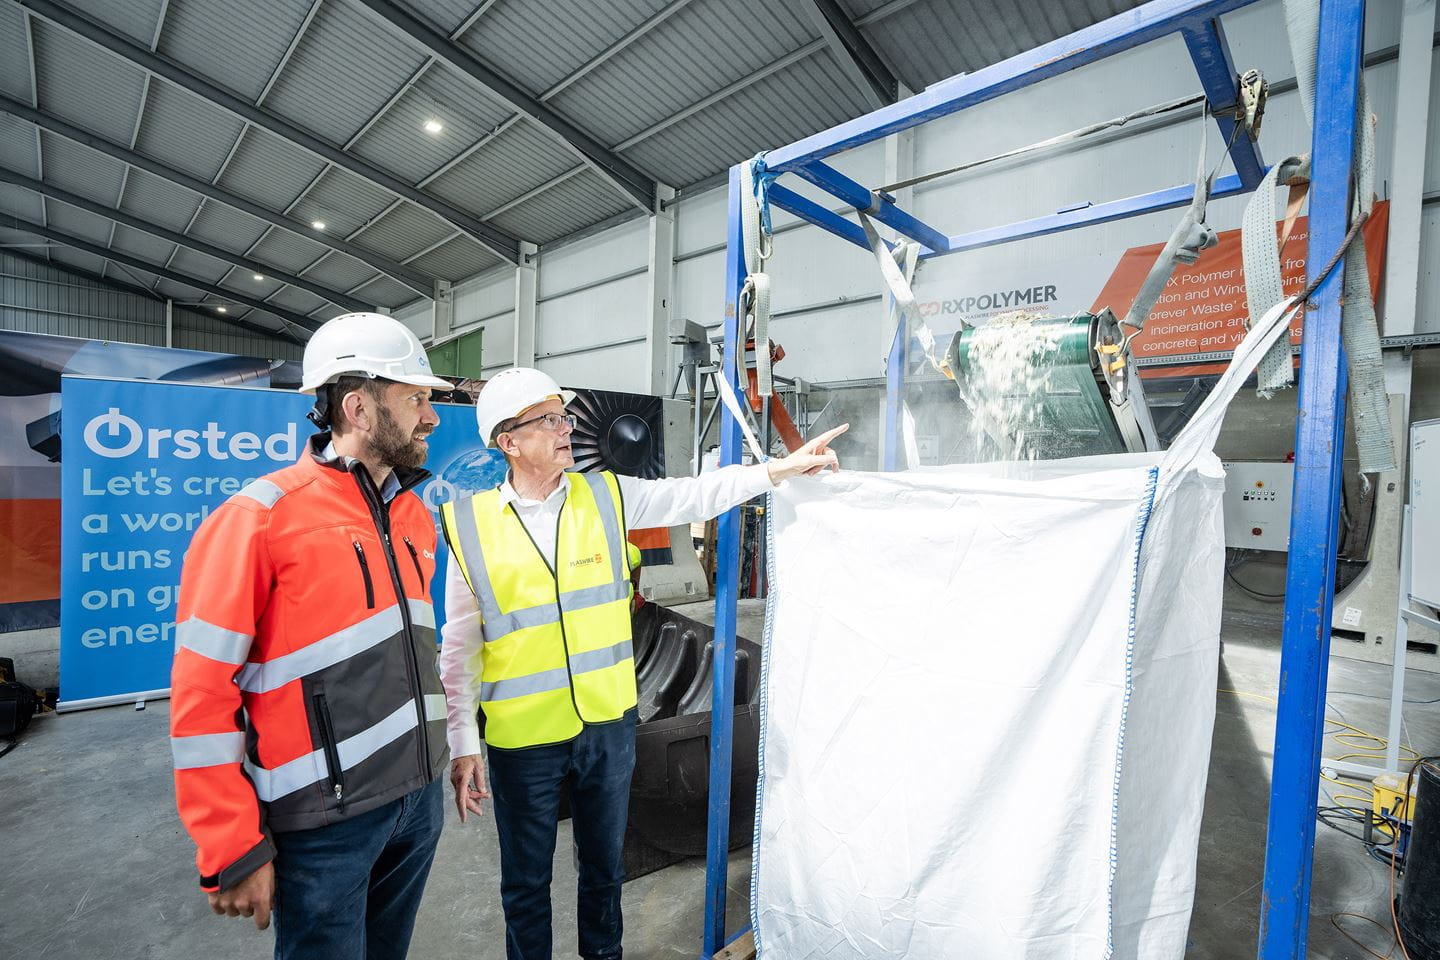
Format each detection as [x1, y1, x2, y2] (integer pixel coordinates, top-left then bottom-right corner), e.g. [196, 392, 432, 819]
[271, 778, 444, 960]
[487, 711, 637, 960]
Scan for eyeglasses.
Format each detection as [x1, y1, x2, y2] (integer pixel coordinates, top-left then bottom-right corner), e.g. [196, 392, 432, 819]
[506, 412, 576, 433]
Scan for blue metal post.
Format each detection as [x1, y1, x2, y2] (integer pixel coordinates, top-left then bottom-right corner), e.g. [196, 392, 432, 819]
[1257, 0, 1362, 955]
[701, 163, 748, 959]
[883, 316, 906, 471]
[1181, 16, 1267, 189]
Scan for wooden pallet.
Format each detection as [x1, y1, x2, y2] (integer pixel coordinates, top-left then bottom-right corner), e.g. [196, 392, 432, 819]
[713, 929, 756, 960]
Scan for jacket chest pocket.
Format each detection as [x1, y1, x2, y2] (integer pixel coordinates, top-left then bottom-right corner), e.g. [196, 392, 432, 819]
[352, 540, 375, 609]
[394, 523, 435, 600]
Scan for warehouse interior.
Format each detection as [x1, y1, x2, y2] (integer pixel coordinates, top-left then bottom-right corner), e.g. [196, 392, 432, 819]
[3, 0, 1440, 957]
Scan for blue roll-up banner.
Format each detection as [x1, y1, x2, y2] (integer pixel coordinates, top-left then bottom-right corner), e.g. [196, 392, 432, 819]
[58, 376, 504, 711]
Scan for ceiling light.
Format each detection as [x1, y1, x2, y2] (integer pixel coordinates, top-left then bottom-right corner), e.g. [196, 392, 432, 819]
[217, 306, 228, 314]
[311, 220, 326, 231]
[423, 118, 444, 135]
[253, 273, 265, 281]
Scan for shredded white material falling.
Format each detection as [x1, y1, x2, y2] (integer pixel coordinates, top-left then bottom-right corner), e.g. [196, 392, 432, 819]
[959, 310, 1063, 461]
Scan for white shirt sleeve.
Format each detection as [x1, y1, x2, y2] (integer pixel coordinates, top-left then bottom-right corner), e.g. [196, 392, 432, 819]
[617, 463, 775, 530]
[439, 559, 485, 757]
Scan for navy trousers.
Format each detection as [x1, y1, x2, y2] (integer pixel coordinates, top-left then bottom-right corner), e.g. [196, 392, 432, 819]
[487, 711, 637, 960]
[271, 777, 444, 960]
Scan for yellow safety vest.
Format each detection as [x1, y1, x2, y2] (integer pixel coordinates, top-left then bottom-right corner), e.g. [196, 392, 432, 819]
[440, 471, 637, 749]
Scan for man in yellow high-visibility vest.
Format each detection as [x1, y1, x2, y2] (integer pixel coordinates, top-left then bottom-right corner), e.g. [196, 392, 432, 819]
[439, 367, 844, 960]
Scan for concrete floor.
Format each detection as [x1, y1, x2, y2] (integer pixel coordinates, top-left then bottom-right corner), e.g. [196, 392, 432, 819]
[2, 589, 1437, 959]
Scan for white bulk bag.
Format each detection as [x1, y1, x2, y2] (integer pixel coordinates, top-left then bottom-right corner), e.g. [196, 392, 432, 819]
[750, 298, 1299, 959]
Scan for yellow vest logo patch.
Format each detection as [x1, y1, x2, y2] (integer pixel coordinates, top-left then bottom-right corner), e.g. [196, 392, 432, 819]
[570, 553, 603, 568]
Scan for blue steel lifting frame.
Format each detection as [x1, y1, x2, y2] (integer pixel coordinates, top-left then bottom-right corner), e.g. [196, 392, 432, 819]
[701, 0, 1363, 957]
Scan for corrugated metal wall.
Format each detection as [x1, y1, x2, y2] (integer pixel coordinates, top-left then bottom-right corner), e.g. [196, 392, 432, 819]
[0, 250, 301, 359]
[0, 250, 165, 345]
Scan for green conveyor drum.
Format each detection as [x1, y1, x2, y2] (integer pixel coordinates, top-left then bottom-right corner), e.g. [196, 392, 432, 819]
[944, 309, 1157, 461]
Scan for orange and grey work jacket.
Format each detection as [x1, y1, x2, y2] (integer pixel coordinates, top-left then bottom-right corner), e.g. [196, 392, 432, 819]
[169, 436, 448, 892]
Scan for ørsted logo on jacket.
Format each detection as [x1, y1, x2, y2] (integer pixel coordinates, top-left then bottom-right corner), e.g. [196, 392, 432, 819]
[569, 553, 604, 568]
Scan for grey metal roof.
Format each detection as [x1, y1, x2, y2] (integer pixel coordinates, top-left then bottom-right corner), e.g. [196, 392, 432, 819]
[215, 127, 328, 211]
[159, 0, 317, 104]
[187, 202, 271, 255]
[35, 131, 126, 203]
[0, 116, 39, 174]
[32, 20, 149, 145]
[0, 183, 46, 222]
[408, 233, 497, 281]
[842, 0, 1146, 93]
[116, 168, 203, 231]
[1, 0, 1149, 343]
[0, 5, 34, 103]
[110, 223, 174, 263]
[133, 80, 248, 182]
[491, 169, 633, 245]
[44, 199, 113, 244]
[353, 202, 455, 260]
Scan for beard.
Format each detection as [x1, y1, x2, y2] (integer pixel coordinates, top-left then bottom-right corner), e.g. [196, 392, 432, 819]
[369, 402, 431, 470]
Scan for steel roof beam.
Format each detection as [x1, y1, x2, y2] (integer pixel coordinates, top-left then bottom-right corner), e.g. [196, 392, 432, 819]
[0, 95, 436, 296]
[16, 0, 524, 264]
[149, 0, 168, 50]
[350, 0, 656, 212]
[256, 0, 323, 107]
[408, 1, 688, 199]
[802, 0, 898, 110]
[5, 215, 316, 341]
[542, 0, 697, 101]
[613, 41, 827, 150]
[0, 168, 380, 312]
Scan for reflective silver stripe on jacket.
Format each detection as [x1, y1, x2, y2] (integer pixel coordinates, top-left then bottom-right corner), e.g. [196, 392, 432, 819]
[171, 731, 246, 769]
[581, 472, 626, 582]
[236, 600, 431, 694]
[177, 617, 252, 665]
[479, 666, 572, 703]
[244, 700, 418, 802]
[478, 638, 635, 704]
[423, 694, 447, 722]
[233, 478, 285, 509]
[450, 494, 508, 631]
[568, 637, 634, 675]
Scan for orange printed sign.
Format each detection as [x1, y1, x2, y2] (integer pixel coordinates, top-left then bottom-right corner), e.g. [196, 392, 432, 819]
[1092, 201, 1389, 377]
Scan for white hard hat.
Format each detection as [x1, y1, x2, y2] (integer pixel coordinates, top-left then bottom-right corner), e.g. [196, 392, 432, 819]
[300, 312, 451, 394]
[475, 367, 576, 446]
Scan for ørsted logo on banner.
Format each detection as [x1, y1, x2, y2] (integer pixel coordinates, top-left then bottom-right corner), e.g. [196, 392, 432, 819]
[83, 407, 298, 461]
[917, 284, 1059, 316]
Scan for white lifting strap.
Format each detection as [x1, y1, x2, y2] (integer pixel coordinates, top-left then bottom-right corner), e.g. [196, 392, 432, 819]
[1243, 155, 1310, 394]
[1251, 0, 1394, 472]
[1122, 109, 1219, 333]
[740, 158, 775, 398]
[857, 211, 935, 469]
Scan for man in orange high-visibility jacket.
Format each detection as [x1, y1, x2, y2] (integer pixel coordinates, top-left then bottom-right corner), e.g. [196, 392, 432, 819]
[170, 313, 451, 959]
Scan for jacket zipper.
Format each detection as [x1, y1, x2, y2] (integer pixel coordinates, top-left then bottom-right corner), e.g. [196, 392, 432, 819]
[352, 541, 375, 608]
[353, 468, 431, 776]
[403, 536, 424, 593]
[313, 693, 345, 808]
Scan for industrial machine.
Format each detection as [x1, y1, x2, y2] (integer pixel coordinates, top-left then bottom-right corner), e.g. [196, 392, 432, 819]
[944, 309, 1159, 460]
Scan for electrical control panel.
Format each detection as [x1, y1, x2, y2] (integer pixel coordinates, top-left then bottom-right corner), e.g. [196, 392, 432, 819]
[1221, 461, 1294, 552]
